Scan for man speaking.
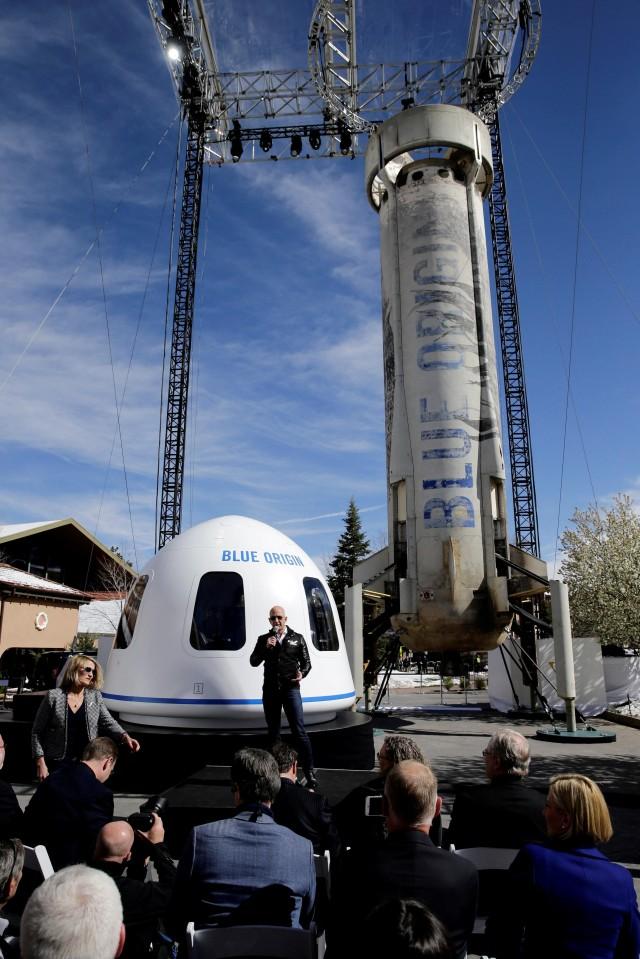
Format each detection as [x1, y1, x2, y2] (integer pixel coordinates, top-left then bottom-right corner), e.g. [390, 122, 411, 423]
[250, 606, 316, 789]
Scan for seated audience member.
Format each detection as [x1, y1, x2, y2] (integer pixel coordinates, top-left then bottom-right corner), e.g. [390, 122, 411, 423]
[271, 742, 340, 856]
[20, 864, 126, 959]
[93, 813, 176, 958]
[0, 839, 24, 958]
[167, 748, 315, 937]
[448, 727, 545, 849]
[335, 735, 441, 847]
[332, 761, 477, 959]
[23, 737, 117, 869]
[361, 898, 452, 959]
[485, 774, 640, 959]
[0, 737, 23, 840]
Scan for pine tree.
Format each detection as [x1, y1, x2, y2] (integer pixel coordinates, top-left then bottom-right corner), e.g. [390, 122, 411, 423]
[327, 499, 371, 622]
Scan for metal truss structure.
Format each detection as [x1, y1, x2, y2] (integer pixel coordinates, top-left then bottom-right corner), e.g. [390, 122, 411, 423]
[488, 112, 540, 556]
[157, 114, 205, 549]
[149, 0, 543, 556]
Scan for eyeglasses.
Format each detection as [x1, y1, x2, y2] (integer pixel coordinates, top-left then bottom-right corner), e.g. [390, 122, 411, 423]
[79, 666, 96, 676]
[269, 616, 284, 621]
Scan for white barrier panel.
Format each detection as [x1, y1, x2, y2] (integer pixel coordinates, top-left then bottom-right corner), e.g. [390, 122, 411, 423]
[489, 637, 608, 717]
[603, 656, 640, 706]
[537, 637, 607, 718]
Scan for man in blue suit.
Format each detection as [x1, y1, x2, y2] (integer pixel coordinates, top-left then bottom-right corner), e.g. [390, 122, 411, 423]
[167, 748, 316, 937]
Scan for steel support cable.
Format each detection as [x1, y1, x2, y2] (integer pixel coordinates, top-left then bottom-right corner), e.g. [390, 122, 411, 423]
[67, 1, 140, 568]
[510, 106, 640, 332]
[88, 151, 180, 586]
[155, 121, 184, 551]
[502, 115, 600, 517]
[501, 638, 557, 725]
[499, 644, 521, 709]
[0, 114, 180, 397]
[553, 0, 597, 572]
[506, 630, 588, 727]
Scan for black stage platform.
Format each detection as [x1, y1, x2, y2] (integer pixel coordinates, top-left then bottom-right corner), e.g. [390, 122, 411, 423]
[0, 708, 374, 792]
[161, 765, 376, 856]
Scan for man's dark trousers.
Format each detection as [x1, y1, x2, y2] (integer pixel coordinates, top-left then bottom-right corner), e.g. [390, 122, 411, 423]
[263, 685, 313, 773]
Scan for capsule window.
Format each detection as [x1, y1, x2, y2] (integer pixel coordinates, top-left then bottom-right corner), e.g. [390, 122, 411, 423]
[304, 578, 339, 651]
[190, 571, 246, 651]
[115, 575, 149, 649]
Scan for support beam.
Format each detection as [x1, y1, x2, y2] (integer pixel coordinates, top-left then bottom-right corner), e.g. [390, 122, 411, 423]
[158, 112, 206, 550]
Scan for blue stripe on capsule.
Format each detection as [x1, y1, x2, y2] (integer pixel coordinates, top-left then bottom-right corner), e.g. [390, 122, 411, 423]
[102, 690, 356, 706]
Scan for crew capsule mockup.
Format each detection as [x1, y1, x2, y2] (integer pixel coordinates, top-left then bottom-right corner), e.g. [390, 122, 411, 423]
[102, 516, 356, 728]
[364, 104, 511, 652]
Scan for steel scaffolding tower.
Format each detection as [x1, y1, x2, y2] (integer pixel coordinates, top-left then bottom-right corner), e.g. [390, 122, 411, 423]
[488, 111, 540, 557]
[150, 0, 542, 553]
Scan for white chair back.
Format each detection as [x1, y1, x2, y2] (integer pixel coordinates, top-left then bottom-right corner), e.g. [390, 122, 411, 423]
[23, 844, 55, 880]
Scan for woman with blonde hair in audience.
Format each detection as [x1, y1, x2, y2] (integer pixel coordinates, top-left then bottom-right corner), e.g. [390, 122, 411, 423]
[486, 773, 640, 958]
[31, 654, 139, 780]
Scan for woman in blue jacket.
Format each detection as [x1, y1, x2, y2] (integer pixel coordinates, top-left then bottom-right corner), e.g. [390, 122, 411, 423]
[486, 773, 640, 958]
[31, 654, 139, 780]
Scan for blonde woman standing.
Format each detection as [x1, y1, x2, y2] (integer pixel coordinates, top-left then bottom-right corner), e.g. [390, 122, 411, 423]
[31, 654, 139, 780]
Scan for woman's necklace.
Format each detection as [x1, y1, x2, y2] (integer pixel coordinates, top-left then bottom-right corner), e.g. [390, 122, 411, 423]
[67, 689, 84, 713]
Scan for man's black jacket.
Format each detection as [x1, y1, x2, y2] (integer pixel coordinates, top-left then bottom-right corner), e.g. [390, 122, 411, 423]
[93, 841, 177, 958]
[23, 762, 113, 869]
[272, 778, 340, 856]
[447, 775, 546, 849]
[331, 830, 478, 959]
[250, 627, 311, 689]
[0, 780, 23, 841]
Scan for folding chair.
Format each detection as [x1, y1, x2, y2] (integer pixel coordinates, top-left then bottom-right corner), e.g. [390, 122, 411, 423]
[451, 845, 518, 935]
[22, 845, 55, 881]
[185, 922, 317, 959]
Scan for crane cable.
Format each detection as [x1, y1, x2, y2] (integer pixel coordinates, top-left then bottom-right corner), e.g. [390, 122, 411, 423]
[503, 116, 600, 518]
[67, 1, 139, 569]
[90, 146, 182, 588]
[553, 0, 597, 572]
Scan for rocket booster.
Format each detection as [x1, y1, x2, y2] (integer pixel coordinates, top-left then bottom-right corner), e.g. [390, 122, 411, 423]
[365, 105, 511, 651]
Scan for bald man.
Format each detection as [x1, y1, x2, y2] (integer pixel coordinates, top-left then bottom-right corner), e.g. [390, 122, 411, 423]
[250, 605, 316, 788]
[93, 814, 176, 958]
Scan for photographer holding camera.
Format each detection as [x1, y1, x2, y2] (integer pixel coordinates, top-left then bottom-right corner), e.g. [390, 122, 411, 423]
[93, 802, 176, 959]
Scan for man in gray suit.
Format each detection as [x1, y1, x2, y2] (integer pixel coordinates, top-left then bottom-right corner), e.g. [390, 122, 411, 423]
[167, 748, 315, 937]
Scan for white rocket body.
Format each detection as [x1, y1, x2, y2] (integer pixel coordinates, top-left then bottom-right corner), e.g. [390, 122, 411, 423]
[365, 105, 511, 650]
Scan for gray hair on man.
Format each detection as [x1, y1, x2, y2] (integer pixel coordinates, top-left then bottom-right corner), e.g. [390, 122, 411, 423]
[0, 838, 24, 904]
[485, 728, 530, 776]
[21, 865, 124, 959]
[381, 735, 425, 766]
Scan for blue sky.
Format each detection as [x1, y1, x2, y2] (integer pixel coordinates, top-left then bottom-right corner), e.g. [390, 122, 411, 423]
[1, 0, 638, 576]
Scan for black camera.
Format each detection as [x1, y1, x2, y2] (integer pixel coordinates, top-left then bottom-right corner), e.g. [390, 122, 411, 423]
[128, 795, 168, 832]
